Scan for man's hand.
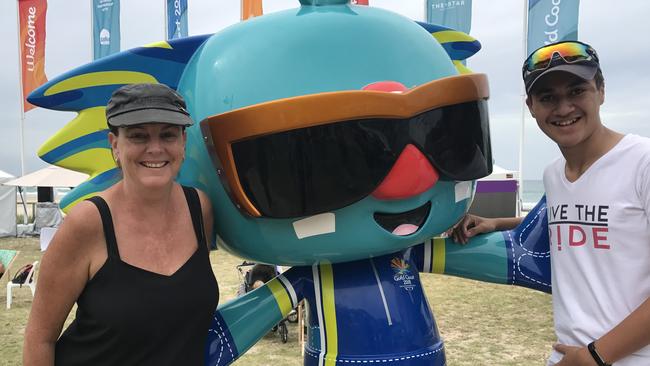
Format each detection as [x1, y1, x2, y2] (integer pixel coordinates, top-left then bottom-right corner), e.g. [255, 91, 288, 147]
[554, 344, 598, 366]
[447, 214, 498, 244]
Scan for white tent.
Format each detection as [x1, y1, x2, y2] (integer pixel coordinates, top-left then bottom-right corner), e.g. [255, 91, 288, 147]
[3, 165, 88, 188]
[0, 170, 17, 237]
[3, 165, 88, 236]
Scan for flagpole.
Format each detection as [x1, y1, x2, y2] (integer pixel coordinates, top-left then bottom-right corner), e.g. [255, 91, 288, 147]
[518, 0, 529, 216]
[90, 0, 94, 61]
[163, 0, 168, 40]
[423, 0, 428, 22]
[15, 0, 26, 177]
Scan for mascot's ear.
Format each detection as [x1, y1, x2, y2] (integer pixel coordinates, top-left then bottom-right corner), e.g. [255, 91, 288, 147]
[415, 21, 481, 74]
[27, 34, 211, 212]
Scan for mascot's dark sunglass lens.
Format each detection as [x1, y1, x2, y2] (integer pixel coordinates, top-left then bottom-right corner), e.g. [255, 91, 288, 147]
[231, 100, 492, 218]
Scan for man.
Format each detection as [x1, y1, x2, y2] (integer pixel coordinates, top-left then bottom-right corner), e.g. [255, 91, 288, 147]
[451, 41, 650, 365]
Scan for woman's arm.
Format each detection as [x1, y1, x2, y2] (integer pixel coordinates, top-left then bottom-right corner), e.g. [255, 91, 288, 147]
[23, 201, 103, 365]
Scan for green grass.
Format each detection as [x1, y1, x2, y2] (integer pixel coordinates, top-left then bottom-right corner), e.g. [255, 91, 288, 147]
[0, 237, 554, 365]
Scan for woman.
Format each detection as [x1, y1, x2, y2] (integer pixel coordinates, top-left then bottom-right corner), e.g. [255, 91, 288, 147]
[23, 83, 218, 365]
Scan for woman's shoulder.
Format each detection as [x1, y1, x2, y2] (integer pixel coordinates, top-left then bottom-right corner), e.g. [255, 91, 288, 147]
[56, 198, 105, 248]
[65, 198, 103, 228]
[181, 185, 212, 211]
[185, 186, 214, 248]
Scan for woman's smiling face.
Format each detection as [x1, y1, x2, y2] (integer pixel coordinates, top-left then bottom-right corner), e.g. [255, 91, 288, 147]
[109, 123, 186, 188]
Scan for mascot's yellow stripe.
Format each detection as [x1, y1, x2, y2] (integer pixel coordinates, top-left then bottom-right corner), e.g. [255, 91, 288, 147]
[268, 278, 293, 316]
[431, 30, 476, 44]
[320, 263, 338, 366]
[433, 237, 446, 274]
[453, 60, 472, 74]
[38, 107, 108, 157]
[56, 149, 115, 176]
[60, 192, 99, 213]
[142, 40, 172, 49]
[44, 71, 158, 96]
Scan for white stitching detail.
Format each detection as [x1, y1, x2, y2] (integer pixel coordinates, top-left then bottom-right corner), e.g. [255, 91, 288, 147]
[516, 254, 552, 287]
[516, 204, 550, 256]
[507, 230, 515, 285]
[508, 204, 551, 288]
[209, 315, 235, 365]
[303, 344, 444, 363]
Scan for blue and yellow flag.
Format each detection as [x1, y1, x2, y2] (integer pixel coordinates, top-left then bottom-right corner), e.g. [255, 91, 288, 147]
[167, 0, 188, 40]
[527, 0, 580, 56]
[426, 0, 472, 34]
[93, 0, 120, 60]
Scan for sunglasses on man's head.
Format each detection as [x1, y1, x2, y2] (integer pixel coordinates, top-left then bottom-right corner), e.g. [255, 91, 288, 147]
[522, 41, 599, 79]
[201, 73, 492, 218]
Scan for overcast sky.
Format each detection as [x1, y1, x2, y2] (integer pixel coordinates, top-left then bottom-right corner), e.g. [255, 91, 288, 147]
[1, 0, 649, 181]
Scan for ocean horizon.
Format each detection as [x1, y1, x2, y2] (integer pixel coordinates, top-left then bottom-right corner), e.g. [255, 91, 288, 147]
[522, 179, 544, 205]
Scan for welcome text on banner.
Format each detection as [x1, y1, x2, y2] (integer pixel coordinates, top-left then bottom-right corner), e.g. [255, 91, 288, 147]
[18, 0, 48, 112]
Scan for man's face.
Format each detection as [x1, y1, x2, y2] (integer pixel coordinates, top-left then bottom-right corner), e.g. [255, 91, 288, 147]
[526, 71, 605, 150]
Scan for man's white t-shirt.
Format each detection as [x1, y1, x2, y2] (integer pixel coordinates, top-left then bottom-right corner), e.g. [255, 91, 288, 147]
[545, 134, 650, 365]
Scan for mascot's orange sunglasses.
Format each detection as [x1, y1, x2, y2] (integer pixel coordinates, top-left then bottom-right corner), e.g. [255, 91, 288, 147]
[201, 73, 490, 218]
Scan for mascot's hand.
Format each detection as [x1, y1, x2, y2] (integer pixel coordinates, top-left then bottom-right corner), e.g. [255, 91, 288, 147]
[553, 344, 597, 366]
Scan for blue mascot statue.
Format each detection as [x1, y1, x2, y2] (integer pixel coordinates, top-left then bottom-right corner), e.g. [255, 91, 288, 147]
[28, 1, 552, 365]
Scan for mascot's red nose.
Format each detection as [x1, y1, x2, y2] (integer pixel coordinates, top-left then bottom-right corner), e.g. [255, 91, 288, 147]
[371, 144, 439, 200]
[362, 80, 409, 92]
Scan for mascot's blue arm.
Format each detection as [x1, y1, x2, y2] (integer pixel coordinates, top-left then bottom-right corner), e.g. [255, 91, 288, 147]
[204, 266, 310, 365]
[413, 196, 551, 294]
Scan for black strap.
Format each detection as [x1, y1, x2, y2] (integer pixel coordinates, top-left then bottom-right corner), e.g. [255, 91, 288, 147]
[587, 342, 611, 366]
[182, 186, 207, 250]
[87, 196, 121, 259]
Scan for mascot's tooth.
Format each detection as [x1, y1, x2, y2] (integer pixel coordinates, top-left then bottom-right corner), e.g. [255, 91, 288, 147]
[455, 181, 472, 203]
[293, 213, 335, 239]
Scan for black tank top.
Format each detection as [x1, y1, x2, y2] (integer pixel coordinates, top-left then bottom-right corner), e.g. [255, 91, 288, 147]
[55, 186, 219, 366]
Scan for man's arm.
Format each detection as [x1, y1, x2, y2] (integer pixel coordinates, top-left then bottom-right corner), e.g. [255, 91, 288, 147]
[555, 297, 650, 365]
[449, 214, 523, 244]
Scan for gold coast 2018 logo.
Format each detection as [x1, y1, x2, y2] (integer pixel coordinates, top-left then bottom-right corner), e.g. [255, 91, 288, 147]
[390, 258, 416, 291]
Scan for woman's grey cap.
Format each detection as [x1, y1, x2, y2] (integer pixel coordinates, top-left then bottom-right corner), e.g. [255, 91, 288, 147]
[105, 83, 193, 127]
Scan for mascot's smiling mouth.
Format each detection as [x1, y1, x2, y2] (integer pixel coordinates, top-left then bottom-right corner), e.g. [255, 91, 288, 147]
[374, 202, 431, 236]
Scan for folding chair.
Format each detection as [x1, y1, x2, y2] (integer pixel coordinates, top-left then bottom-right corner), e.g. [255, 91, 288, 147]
[40, 227, 58, 251]
[6, 260, 38, 309]
[0, 249, 19, 283]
